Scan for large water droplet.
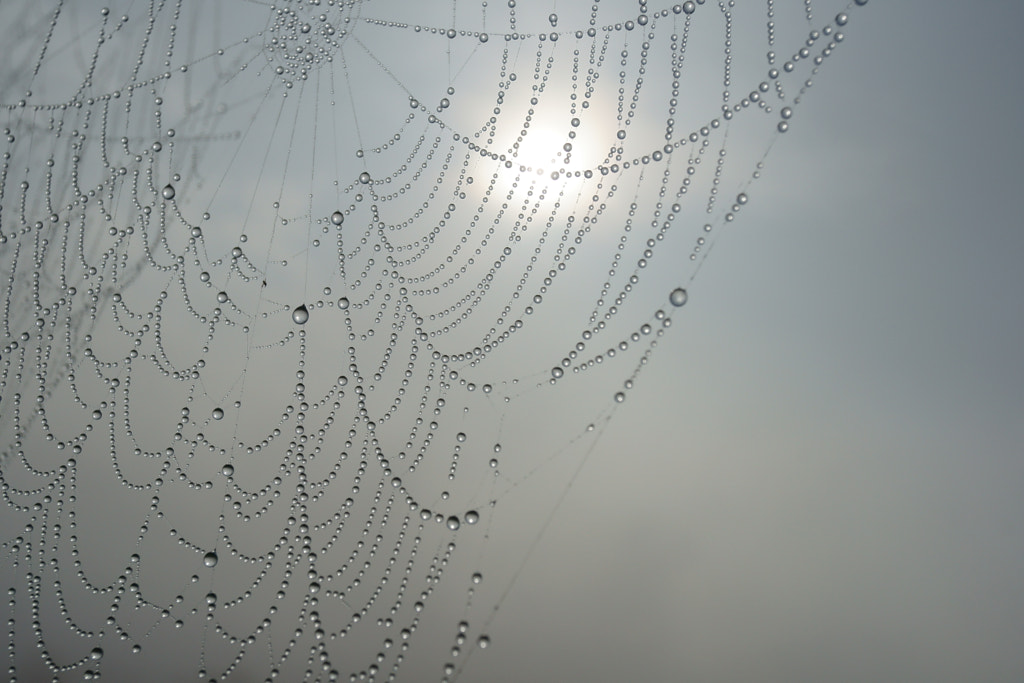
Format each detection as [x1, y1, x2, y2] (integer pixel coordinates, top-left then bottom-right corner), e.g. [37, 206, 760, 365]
[464, 510, 479, 525]
[358, 171, 371, 184]
[203, 551, 218, 567]
[90, 647, 104, 660]
[211, 408, 224, 420]
[446, 516, 461, 531]
[337, 297, 349, 310]
[292, 305, 309, 324]
[669, 287, 688, 307]
[162, 184, 175, 200]
[330, 211, 344, 225]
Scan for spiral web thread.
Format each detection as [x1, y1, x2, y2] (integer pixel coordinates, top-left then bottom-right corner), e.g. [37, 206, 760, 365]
[0, 1, 868, 680]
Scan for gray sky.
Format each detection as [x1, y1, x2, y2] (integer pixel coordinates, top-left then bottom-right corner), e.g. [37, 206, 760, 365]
[2, 2, 1023, 682]
[470, 3, 1024, 682]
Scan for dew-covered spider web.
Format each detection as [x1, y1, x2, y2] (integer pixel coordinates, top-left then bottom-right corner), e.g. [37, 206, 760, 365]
[1, 1, 869, 680]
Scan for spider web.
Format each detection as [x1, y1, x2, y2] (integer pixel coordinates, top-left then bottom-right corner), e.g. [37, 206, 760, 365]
[0, 1, 869, 680]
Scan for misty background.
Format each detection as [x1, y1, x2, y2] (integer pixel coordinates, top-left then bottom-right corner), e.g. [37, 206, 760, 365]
[1, 1, 1022, 682]
[484, 3, 1024, 682]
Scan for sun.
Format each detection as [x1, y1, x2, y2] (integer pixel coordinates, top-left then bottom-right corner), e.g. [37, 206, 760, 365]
[514, 122, 571, 176]
[501, 113, 611, 185]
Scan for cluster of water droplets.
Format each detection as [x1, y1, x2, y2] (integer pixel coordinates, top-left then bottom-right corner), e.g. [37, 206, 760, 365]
[265, 1, 361, 87]
[0, 1, 867, 680]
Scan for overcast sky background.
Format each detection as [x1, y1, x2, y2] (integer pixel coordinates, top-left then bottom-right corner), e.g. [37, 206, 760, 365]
[2, 2, 1023, 682]
[467, 2, 1024, 682]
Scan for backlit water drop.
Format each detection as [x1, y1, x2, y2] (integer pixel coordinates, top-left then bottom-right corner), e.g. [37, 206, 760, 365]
[669, 288, 688, 307]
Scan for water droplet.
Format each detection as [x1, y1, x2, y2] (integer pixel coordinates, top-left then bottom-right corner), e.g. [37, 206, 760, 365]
[358, 171, 371, 184]
[477, 635, 490, 649]
[90, 647, 103, 660]
[683, 1, 696, 14]
[292, 305, 309, 324]
[221, 464, 234, 477]
[464, 510, 479, 525]
[551, 367, 564, 379]
[203, 551, 218, 567]
[330, 211, 344, 225]
[669, 288, 688, 307]
[212, 408, 224, 420]
[446, 516, 461, 530]
[161, 184, 175, 200]
[337, 297, 349, 310]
